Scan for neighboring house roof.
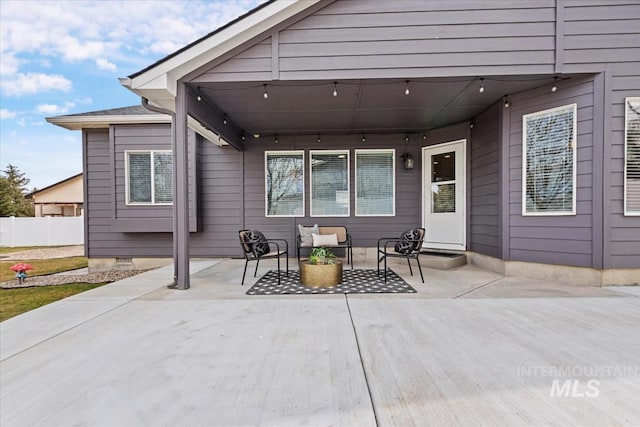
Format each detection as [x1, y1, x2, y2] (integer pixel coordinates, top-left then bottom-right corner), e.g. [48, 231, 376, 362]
[47, 106, 227, 146]
[120, 0, 323, 110]
[27, 173, 82, 199]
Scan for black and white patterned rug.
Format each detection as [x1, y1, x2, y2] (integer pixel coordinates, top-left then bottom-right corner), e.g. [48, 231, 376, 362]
[245, 269, 417, 295]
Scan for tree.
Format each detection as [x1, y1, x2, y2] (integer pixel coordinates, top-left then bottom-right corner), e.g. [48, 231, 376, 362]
[0, 164, 34, 217]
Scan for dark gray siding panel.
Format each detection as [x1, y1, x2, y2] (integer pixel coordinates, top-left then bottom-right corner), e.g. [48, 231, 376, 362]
[199, 38, 272, 82]
[506, 76, 595, 267]
[190, 141, 243, 257]
[238, 133, 421, 254]
[85, 128, 172, 257]
[469, 102, 501, 257]
[205, 0, 557, 80]
[562, 1, 640, 268]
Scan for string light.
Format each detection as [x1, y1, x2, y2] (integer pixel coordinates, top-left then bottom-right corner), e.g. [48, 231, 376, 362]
[196, 87, 202, 102]
[222, 114, 227, 125]
[551, 76, 558, 93]
[404, 80, 410, 95]
[504, 96, 510, 108]
[361, 134, 366, 143]
[263, 84, 268, 99]
[317, 134, 321, 143]
[274, 134, 279, 144]
[422, 134, 427, 141]
[332, 82, 338, 97]
[479, 78, 485, 93]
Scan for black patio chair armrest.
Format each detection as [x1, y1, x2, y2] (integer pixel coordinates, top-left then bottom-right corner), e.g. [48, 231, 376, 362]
[266, 238, 288, 253]
[377, 237, 400, 253]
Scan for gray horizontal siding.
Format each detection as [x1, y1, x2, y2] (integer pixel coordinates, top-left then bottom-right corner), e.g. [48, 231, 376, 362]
[561, 1, 640, 268]
[506, 76, 595, 267]
[239, 133, 421, 255]
[203, 0, 556, 81]
[469, 102, 501, 258]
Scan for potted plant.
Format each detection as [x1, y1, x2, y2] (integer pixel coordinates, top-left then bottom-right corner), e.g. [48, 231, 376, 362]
[300, 247, 343, 287]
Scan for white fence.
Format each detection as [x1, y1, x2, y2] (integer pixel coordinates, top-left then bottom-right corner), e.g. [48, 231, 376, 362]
[0, 216, 84, 247]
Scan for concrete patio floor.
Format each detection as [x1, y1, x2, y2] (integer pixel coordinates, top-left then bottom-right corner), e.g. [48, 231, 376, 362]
[1, 259, 639, 426]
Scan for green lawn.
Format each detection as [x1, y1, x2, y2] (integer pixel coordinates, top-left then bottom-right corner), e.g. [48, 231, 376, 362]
[0, 283, 107, 322]
[1, 257, 88, 282]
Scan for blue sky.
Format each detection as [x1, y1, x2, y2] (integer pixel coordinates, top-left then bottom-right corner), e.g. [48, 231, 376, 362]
[1, 0, 262, 190]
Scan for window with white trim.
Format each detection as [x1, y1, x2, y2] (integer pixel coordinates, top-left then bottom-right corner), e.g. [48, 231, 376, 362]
[625, 97, 640, 215]
[265, 151, 304, 217]
[522, 104, 577, 215]
[355, 149, 395, 216]
[310, 150, 349, 217]
[126, 150, 173, 205]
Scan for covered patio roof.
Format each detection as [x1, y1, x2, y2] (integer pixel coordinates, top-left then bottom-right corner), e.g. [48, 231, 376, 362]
[190, 74, 570, 138]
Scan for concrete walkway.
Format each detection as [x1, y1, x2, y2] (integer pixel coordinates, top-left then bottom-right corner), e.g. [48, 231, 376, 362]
[1, 259, 639, 426]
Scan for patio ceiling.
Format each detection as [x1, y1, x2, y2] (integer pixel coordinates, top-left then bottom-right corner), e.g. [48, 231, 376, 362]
[191, 74, 568, 137]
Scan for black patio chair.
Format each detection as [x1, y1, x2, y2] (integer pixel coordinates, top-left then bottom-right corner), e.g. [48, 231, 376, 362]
[377, 227, 426, 283]
[239, 229, 289, 286]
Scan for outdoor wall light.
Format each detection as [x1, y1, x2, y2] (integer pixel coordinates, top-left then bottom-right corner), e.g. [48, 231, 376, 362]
[402, 153, 415, 170]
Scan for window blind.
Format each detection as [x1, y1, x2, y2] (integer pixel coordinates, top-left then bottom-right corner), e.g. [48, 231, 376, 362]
[625, 97, 640, 215]
[128, 153, 152, 203]
[154, 152, 173, 203]
[311, 151, 349, 216]
[523, 104, 576, 215]
[356, 150, 394, 216]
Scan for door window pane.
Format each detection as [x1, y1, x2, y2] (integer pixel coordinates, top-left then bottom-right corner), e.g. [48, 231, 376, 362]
[311, 151, 349, 216]
[356, 150, 395, 216]
[432, 152, 455, 182]
[432, 183, 456, 213]
[265, 151, 304, 216]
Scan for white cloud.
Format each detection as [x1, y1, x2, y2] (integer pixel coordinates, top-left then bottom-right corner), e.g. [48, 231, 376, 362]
[96, 58, 117, 72]
[0, 109, 17, 119]
[1, 72, 72, 96]
[36, 102, 76, 115]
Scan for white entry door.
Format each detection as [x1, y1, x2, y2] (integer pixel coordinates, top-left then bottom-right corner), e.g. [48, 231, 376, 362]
[422, 140, 466, 250]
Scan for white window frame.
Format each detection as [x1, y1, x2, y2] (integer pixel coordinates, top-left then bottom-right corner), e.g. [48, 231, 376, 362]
[624, 97, 640, 216]
[310, 150, 350, 217]
[522, 104, 577, 216]
[125, 150, 173, 206]
[355, 149, 395, 217]
[264, 150, 305, 218]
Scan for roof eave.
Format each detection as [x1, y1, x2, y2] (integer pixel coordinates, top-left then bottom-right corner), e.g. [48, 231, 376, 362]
[46, 114, 170, 130]
[121, 0, 322, 111]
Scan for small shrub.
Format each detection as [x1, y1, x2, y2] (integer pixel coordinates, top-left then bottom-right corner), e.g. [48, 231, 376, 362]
[308, 247, 336, 265]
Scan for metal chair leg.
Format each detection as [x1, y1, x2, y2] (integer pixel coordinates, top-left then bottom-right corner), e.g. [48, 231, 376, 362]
[416, 256, 424, 283]
[242, 259, 249, 286]
[254, 259, 260, 277]
[384, 254, 388, 283]
[277, 255, 281, 285]
[407, 257, 414, 276]
[285, 253, 289, 276]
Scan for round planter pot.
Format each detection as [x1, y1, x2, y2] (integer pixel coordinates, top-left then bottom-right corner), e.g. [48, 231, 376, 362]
[299, 260, 343, 288]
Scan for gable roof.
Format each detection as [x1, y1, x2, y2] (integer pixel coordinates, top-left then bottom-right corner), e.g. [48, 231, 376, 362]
[119, 0, 323, 110]
[27, 173, 82, 197]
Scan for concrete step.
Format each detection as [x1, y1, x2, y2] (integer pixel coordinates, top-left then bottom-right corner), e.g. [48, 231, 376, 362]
[420, 251, 467, 270]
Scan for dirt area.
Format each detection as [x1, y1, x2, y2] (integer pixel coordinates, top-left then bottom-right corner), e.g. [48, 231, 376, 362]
[1, 245, 84, 260]
[1, 245, 150, 289]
